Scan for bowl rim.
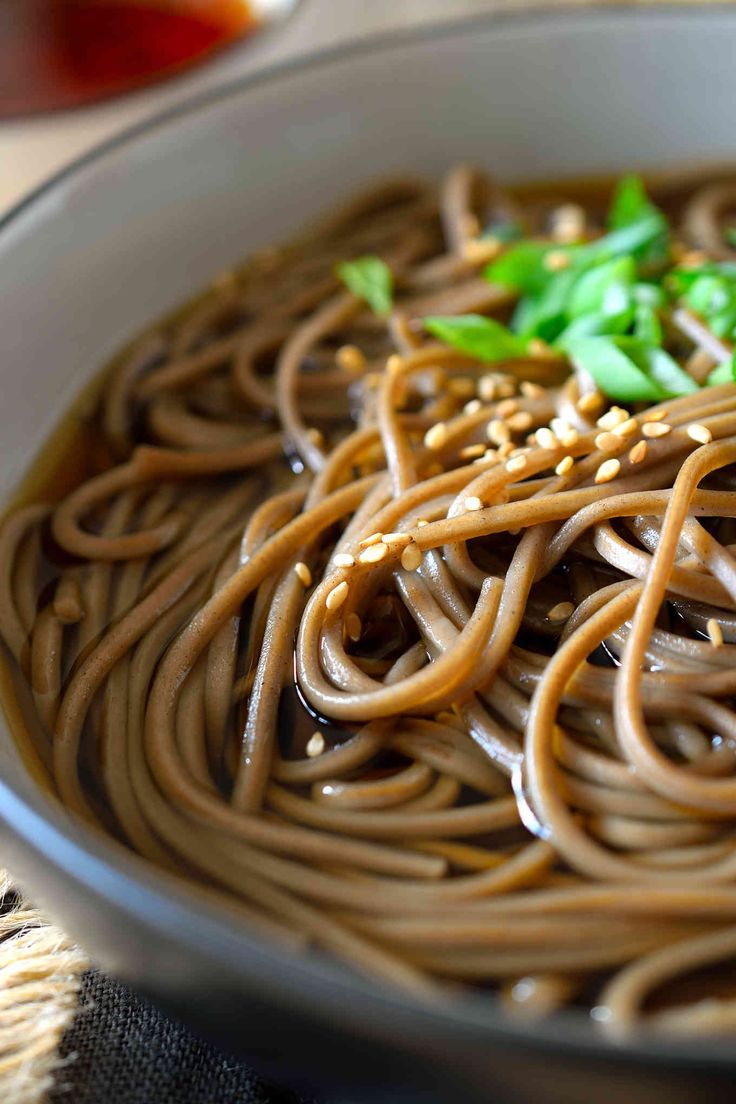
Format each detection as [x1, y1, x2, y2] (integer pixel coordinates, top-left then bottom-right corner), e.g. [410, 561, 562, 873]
[2, 2, 736, 1075]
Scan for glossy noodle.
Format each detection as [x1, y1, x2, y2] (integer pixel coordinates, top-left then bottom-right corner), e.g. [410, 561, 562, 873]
[5, 165, 736, 1035]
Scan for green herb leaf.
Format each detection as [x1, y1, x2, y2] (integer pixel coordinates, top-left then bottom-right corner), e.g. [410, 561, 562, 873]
[633, 303, 662, 346]
[608, 175, 658, 230]
[423, 314, 527, 362]
[565, 337, 665, 402]
[484, 241, 574, 296]
[706, 358, 736, 386]
[567, 256, 635, 319]
[565, 335, 697, 403]
[336, 256, 393, 315]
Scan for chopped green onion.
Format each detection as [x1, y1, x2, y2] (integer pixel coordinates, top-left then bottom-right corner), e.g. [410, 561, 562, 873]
[336, 256, 393, 315]
[423, 314, 527, 362]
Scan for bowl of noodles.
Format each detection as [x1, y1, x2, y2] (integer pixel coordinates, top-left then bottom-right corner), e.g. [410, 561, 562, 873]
[3, 8, 736, 1102]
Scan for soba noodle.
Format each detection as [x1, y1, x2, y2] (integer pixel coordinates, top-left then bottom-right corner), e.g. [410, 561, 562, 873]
[4, 164, 736, 1034]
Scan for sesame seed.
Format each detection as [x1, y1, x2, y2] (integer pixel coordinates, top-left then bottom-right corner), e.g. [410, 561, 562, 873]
[544, 249, 571, 272]
[506, 455, 528, 475]
[464, 399, 482, 415]
[463, 237, 503, 264]
[521, 381, 545, 399]
[359, 532, 384, 548]
[478, 376, 498, 402]
[642, 409, 668, 423]
[687, 423, 713, 445]
[464, 496, 483, 512]
[547, 600, 575, 622]
[528, 338, 555, 359]
[306, 732, 325, 758]
[551, 203, 586, 244]
[333, 553, 355, 568]
[507, 410, 534, 433]
[415, 518, 429, 527]
[386, 354, 403, 375]
[447, 376, 476, 399]
[346, 612, 362, 641]
[595, 458, 621, 484]
[555, 455, 574, 476]
[576, 391, 604, 416]
[628, 440, 648, 465]
[487, 419, 511, 446]
[326, 581, 349, 611]
[460, 444, 486, 460]
[401, 543, 423, 571]
[359, 542, 388, 565]
[595, 431, 621, 452]
[496, 398, 519, 419]
[642, 422, 672, 439]
[535, 427, 558, 450]
[424, 422, 449, 450]
[597, 407, 630, 431]
[497, 381, 516, 398]
[336, 344, 365, 373]
[612, 417, 638, 438]
[382, 531, 412, 548]
[550, 418, 572, 438]
[560, 428, 579, 448]
[707, 618, 724, 648]
[294, 562, 312, 587]
[307, 427, 325, 447]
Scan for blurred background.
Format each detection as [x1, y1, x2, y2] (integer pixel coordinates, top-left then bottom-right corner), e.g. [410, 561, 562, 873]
[1, 0, 515, 213]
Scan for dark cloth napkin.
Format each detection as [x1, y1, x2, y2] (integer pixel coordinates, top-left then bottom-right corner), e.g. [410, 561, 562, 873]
[50, 970, 315, 1104]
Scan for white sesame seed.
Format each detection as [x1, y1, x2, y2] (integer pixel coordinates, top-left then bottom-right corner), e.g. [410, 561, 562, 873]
[595, 431, 621, 452]
[496, 398, 518, 418]
[559, 428, 579, 448]
[459, 444, 486, 460]
[382, 532, 412, 547]
[642, 409, 668, 423]
[547, 601, 575, 622]
[612, 417, 638, 438]
[424, 422, 449, 450]
[464, 496, 483, 512]
[550, 418, 573, 438]
[507, 410, 534, 433]
[478, 376, 497, 402]
[551, 203, 586, 244]
[544, 249, 571, 272]
[555, 455, 574, 476]
[333, 553, 355, 568]
[294, 562, 312, 587]
[576, 391, 604, 416]
[463, 237, 503, 264]
[359, 532, 383, 548]
[326, 581, 349, 611]
[359, 542, 388, 565]
[687, 423, 713, 445]
[506, 455, 528, 475]
[464, 399, 482, 415]
[487, 419, 511, 446]
[535, 427, 558, 450]
[401, 543, 423, 571]
[642, 422, 672, 439]
[528, 338, 555, 359]
[336, 344, 365, 373]
[595, 458, 621, 484]
[629, 440, 648, 465]
[521, 381, 545, 399]
[386, 354, 403, 375]
[346, 612, 362, 641]
[306, 732, 325, 758]
[415, 518, 429, 527]
[597, 407, 630, 431]
[707, 618, 724, 648]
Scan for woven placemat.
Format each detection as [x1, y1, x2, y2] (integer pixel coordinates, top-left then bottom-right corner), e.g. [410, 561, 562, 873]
[0, 0, 728, 1099]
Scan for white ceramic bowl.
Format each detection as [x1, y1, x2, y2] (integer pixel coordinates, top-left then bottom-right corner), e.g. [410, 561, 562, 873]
[2, 10, 736, 1102]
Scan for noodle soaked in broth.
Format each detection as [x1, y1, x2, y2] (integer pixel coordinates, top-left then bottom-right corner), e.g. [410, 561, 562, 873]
[5, 165, 736, 1033]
